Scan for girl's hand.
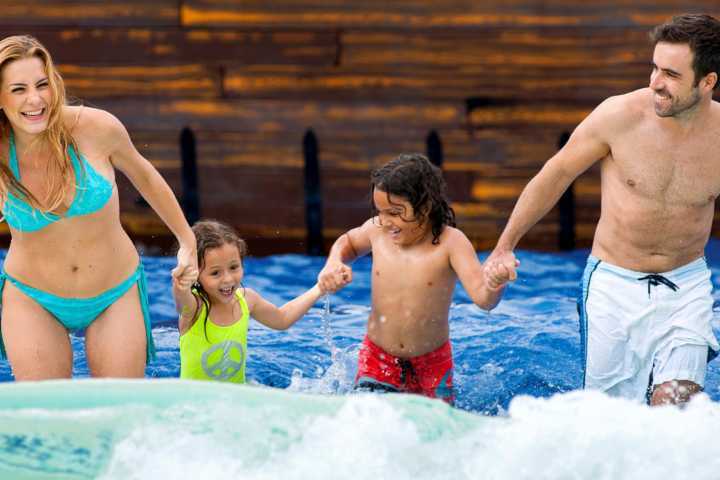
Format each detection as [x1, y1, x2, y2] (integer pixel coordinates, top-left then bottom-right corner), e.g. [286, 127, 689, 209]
[172, 243, 198, 290]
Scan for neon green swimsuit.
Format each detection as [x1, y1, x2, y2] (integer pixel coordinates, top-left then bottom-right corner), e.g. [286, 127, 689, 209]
[179, 289, 249, 383]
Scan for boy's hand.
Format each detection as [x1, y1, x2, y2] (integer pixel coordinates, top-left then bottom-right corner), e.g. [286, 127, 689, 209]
[318, 262, 353, 293]
[484, 251, 520, 291]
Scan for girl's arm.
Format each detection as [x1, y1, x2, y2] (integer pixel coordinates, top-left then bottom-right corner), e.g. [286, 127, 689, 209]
[89, 108, 199, 280]
[244, 285, 324, 330]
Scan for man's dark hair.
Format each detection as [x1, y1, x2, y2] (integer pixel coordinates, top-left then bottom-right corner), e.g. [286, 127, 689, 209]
[650, 13, 720, 89]
[370, 153, 456, 245]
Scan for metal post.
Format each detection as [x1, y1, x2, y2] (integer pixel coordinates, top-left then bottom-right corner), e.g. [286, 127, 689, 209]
[179, 127, 200, 225]
[303, 129, 323, 255]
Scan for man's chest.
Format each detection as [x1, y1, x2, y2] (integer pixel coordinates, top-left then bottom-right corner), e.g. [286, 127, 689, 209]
[608, 128, 720, 204]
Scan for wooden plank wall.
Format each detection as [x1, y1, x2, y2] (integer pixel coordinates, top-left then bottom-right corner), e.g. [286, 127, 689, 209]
[2, 1, 719, 254]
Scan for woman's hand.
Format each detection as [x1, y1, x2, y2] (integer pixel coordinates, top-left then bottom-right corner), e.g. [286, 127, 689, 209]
[172, 243, 198, 290]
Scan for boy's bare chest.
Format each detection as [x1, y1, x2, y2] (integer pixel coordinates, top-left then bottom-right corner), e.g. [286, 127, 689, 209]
[371, 245, 454, 288]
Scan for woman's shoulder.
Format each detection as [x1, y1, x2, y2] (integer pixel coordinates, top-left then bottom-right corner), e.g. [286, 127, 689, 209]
[63, 105, 125, 142]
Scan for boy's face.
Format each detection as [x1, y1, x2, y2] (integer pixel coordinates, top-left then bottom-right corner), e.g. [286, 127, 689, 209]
[372, 188, 429, 246]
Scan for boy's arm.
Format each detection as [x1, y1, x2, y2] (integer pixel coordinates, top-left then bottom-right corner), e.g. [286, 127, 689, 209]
[245, 285, 324, 330]
[448, 229, 511, 311]
[318, 219, 374, 293]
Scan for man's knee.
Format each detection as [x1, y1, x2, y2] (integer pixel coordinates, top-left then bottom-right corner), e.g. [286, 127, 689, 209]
[650, 380, 702, 406]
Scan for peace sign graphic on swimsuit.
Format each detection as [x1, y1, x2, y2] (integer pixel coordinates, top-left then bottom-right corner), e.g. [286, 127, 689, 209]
[201, 341, 246, 381]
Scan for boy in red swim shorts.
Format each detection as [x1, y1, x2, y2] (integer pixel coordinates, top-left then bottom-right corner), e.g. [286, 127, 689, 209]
[355, 335, 455, 402]
[318, 153, 515, 405]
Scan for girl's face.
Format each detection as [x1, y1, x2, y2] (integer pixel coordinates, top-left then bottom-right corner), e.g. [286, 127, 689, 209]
[197, 242, 244, 304]
[0, 56, 51, 138]
[372, 188, 429, 246]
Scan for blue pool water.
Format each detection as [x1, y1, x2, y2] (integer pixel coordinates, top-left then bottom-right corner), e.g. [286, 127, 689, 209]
[2, 243, 720, 478]
[2, 243, 720, 413]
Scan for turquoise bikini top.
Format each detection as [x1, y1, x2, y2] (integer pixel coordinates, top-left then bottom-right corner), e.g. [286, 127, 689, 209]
[2, 132, 113, 232]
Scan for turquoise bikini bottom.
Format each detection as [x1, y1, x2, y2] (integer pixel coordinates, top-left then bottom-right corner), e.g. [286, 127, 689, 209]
[0, 263, 155, 361]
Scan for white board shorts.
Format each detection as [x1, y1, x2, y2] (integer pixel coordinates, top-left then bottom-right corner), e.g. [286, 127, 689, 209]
[578, 255, 719, 402]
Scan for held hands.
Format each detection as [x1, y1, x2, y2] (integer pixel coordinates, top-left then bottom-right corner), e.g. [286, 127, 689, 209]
[484, 250, 520, 291]
[318, 261, 353, 294]
[172, 243, 199, 292]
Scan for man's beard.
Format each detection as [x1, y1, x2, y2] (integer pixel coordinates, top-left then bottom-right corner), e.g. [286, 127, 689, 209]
[653, 86, 701, 117]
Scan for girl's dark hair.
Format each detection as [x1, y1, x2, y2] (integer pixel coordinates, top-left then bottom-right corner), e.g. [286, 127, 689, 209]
[650, 13, 720, 90]
[370, 153, 456, 244]
[186, 219, 248, 341]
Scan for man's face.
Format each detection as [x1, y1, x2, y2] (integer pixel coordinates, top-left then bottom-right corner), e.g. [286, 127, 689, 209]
[649, 42, 702, 118]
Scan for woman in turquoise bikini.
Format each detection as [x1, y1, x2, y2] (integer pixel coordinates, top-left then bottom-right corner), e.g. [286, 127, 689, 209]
[0, 35, 198, 380]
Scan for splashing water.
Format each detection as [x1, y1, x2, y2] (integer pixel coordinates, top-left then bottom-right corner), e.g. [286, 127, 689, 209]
[300, 294, 352, 394]
[3, 380, 720, 480]
[322, 295, 339, 364]
[3, 245, 720, 478]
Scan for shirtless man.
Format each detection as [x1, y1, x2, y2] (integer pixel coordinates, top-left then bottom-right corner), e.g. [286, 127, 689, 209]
[488, 14, 720, 405]
[318, 153, 513, 404]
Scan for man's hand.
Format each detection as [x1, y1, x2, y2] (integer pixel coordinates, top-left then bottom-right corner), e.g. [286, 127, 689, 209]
[484, 250, 520, 290]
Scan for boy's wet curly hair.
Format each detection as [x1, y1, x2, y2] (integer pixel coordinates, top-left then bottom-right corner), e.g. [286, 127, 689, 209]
[370, 153, 456, 244]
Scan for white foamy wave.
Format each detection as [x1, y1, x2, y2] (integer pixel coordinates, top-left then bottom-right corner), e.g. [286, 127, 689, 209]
[99, 389, 720, 480]
[461, 390, 720, 479]
[3, 381, 720, 480]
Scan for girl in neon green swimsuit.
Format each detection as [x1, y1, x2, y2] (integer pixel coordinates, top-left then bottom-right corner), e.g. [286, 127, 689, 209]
[174, 220, 325, 383]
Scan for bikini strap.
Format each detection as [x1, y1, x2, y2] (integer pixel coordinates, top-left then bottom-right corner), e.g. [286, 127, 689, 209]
[7, 131, 20, 179]
[8, 130, 83, 183]
[66, 143, 84, 184]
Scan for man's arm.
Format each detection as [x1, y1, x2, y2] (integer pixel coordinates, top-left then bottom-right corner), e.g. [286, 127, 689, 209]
[493, 98, 617, 258]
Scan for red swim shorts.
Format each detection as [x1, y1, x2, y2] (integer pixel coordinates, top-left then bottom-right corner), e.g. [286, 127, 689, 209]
[355, 335, 454, 404]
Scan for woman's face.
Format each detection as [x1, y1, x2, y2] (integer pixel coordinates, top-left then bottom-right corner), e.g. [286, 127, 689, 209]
[0, 56, 52, 138]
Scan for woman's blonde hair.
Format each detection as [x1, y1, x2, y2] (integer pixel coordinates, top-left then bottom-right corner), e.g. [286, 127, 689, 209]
[0, 34, 76, 212]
